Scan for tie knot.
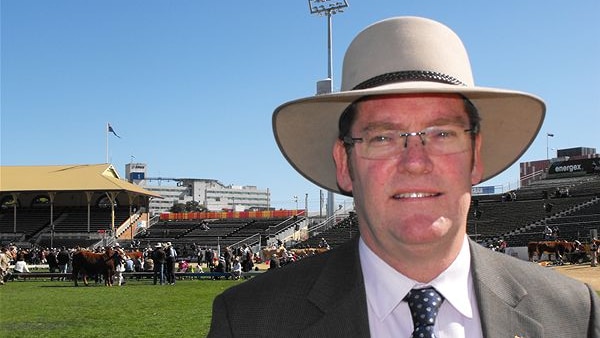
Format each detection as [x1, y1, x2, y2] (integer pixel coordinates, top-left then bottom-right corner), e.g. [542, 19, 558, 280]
[404, 287, 444, 338]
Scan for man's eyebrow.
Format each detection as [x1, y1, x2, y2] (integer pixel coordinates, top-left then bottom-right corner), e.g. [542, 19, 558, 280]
[431, 115, 469, 126]
[361, 122, 400, 132]
[360, 116, 468, 132]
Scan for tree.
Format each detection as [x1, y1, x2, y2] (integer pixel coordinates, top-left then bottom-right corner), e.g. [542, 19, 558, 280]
[169, 201, 207, 213]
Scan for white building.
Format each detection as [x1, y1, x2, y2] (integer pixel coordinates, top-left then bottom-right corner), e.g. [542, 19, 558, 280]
[125, 163, 270, 215]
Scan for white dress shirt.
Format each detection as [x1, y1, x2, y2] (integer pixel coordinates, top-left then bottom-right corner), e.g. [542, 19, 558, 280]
[360, 235, 483, 338]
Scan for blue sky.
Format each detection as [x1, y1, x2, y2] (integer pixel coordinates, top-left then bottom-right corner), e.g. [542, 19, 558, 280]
[2, 1, 598, 210]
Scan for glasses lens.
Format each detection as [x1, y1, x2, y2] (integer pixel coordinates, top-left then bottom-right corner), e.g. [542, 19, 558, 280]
[423, 126, 470, 155]
[354, 125, 471, 159]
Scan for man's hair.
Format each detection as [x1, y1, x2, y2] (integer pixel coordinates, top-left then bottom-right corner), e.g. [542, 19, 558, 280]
[338, 94, 480, 141]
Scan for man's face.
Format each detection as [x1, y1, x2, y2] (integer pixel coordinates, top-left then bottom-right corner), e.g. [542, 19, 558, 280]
[333, 94, 483, 258]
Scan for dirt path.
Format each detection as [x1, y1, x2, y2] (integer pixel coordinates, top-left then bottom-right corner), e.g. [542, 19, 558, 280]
[552, 264, 600, 291]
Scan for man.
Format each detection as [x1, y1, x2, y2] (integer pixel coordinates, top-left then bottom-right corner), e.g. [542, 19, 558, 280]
[0, 247, 11, 284]
[151, 242, 166, 285]
[56, 246, 70, 281]
[45, 248, 59, 281]
[209, 17, 599, 337]
[164, 242, 177, 285]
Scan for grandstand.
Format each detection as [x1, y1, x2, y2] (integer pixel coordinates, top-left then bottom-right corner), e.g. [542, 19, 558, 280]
[0, 164, 159, 248]
[135, 216, 305, 250]
[467, 174, 600, 247]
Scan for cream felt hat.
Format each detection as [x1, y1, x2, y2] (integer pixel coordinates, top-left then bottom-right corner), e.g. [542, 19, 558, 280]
[272, 16, 545, 196]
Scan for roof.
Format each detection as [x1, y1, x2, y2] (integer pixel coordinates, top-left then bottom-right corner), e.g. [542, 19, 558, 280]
[0, 164, 161, 197]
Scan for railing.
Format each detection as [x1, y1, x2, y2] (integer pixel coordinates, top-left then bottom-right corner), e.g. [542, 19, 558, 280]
[307, 206, 351, 234]
[229, 232, 262, 250]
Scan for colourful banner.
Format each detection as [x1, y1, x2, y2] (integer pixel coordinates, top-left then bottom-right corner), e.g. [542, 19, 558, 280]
[160, 210, 302, 221]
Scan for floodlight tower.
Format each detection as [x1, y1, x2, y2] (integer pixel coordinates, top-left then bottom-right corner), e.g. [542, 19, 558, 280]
[308, 0, 349, 89]
[308, 0, 348, 218]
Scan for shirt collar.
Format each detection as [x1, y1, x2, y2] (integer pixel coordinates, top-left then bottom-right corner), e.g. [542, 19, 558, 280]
[359, 235, 475, 321]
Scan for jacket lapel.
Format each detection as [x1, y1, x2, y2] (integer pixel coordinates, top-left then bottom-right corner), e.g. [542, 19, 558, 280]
[470, 241, 544, 337]
[300, 236, 371, 337]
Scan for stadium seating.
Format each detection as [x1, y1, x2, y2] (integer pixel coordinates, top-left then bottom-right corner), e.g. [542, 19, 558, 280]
[468, 175, 600, 246]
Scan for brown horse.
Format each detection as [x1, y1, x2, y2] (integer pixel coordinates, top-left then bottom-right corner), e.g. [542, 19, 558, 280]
[71, 248, 118, 286]
[124, 249, 143, 260]
[528, 240, 580, 262]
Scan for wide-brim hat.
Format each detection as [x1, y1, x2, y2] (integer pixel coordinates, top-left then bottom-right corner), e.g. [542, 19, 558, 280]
[273, 16, 545, 196]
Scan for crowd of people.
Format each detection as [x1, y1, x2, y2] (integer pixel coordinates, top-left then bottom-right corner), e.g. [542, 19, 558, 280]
[0, 244, 74, 284]
[0, 240, 274, 285]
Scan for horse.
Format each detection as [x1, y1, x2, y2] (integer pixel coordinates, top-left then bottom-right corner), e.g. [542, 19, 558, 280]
[528, 240, 580, 263]
[124, 249, 144, 260]
[71, 247, 119, 286]
[261, 247, 286, 261]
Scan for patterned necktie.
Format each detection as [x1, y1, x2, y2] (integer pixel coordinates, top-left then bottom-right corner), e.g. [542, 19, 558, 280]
[404, 287, 444, 338]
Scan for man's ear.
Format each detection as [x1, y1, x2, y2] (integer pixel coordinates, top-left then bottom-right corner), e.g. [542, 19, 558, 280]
[471, 134, 484, 185]
[333, 140, 353, 193]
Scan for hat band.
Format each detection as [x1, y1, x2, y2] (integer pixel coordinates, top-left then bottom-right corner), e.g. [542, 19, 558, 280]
[353, 70, 467, 90]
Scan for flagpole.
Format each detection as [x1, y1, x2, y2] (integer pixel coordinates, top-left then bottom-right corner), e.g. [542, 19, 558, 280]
[546, 133, 554, 160]
[106, 122, 109, 163]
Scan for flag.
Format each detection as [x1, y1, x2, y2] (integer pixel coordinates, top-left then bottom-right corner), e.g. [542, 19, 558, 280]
[108, 123, 121, 138]
[547, 133, 554, 137]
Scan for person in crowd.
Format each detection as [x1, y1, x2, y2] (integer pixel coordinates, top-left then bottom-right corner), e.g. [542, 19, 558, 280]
[213, 257, 225, 280]
[196, 247, 204, 269]
[143, 255, 154, 272]
[268, 253, 280, 271]
[231, 258, 242, 280]
[151, 242, 166, 285]
[190, 261, 203, 279]
[45, 248, 59, 281]
[204, 247, 214, 270]
[13, 255, 30, 274]
[223, 246, 232, 273]
[318, 237, 330, 250]
[124, 255, 135, 273]
[209, 248, 217, 271]
[0, 247, 11, 285]
[209, 16, 599, 337]
[178, 260, 189, 273]
[241, 244, 253, 272]
[112, 246, 126, 286]
[56, 246, 70, 281]
[132, 254, 144, 280]
[164, 242, 177, 285]
[544, 225, 553, 240]
[552, 225, 560, 239]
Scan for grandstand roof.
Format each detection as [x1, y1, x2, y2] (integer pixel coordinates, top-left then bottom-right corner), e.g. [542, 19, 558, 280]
[0, 164, 161, 197]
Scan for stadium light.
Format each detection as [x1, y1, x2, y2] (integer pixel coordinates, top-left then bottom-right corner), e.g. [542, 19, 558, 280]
[307, 0, 348, 219]
[305, 193, 309, 216]
[307, 0, 349, 87]
[293, 195, 299, 214]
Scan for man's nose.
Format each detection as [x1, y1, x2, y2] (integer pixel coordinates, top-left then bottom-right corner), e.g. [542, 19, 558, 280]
[397, 135, 432, 173]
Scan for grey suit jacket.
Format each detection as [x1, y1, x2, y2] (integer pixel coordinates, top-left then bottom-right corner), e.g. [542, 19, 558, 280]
[208, 237, 599, 337]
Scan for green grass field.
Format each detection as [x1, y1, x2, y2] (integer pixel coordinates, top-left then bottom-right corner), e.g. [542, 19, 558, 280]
[2, 274, 598, 337]
[0, 278, 244, 337]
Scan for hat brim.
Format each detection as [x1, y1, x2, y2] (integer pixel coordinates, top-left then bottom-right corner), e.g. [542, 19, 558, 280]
[273, 83, 545, 196]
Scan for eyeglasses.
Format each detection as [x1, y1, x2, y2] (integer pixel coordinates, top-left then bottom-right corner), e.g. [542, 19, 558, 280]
[342, 125, 476, 159]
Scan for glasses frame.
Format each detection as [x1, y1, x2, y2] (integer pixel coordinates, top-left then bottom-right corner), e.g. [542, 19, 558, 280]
[342, 126, 477, 159]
